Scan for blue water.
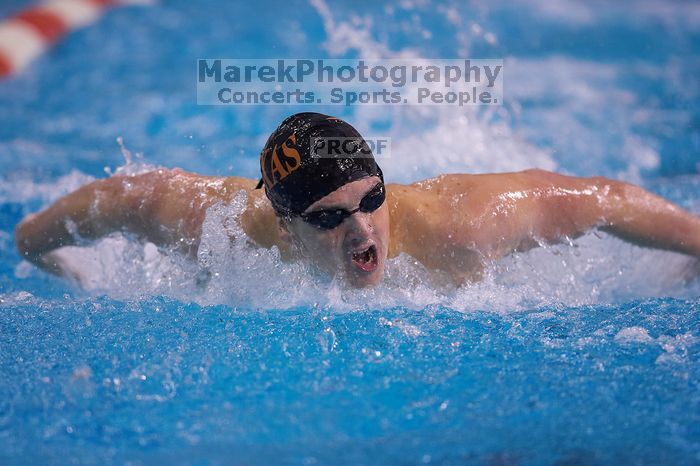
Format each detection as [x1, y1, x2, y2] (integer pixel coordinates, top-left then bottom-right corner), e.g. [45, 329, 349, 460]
[1, 0, 700, 464]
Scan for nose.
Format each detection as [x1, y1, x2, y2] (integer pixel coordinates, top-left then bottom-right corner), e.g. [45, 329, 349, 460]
[344, 211, 374, 244]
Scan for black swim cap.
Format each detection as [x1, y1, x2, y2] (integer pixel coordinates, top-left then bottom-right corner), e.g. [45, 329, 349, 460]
[257, 112, 384, 217]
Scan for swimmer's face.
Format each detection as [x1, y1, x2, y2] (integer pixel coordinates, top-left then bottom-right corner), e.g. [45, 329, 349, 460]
[281, 176, 390, 288]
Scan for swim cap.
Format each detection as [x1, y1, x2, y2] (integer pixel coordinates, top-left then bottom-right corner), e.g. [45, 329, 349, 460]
[257, 112, 384, 217]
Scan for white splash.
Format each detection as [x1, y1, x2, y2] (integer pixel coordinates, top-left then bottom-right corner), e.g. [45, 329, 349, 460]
[307, 0, 558, 184]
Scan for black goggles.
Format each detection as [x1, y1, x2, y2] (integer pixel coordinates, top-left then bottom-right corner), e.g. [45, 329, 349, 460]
[299, 183, 386, 230]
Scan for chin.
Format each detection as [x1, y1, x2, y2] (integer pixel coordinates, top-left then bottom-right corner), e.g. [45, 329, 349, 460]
[347, 272, 383, 288]
[345, 262, 385, 288]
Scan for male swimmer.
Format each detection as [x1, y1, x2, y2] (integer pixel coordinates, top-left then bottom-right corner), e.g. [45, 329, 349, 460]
[14, 112, 700, 287]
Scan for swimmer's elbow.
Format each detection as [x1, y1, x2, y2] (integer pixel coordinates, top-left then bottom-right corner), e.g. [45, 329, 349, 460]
[15, 215, 43, 263]
[14, 221, 30, 258]
[14, 224, 68, 277]
[586, 176, 633, 226]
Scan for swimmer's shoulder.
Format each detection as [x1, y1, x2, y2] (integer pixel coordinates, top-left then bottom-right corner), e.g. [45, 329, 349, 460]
[221, 175, 260, 193]
[137, 168, 261, 209]
[387, 170, 557, 202]
[385, 171, 536, 246]
[141, 167, 273, 225]
[385, 174, 487, 280]
[385, 174, 481, 253]
[148, 168, 257, 191]
[164, 169, 281, 248]
[385, 173, 481, 208]
[159, 170, 264, 205]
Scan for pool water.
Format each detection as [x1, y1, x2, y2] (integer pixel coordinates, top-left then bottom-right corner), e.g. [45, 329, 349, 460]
[1, 0, 700, 464]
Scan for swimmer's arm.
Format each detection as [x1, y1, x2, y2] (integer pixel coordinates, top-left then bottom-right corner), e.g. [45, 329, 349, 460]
[14, 170, 171, 273]
[15, 169, 278, 275]
[14, 169, 218, 274]
[594, 179, 700, 256]
[471, 169, 700, 259]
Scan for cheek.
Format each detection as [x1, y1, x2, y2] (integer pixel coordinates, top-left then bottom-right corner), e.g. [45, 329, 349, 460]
[311, 231, 346, 271]
[316, 232, 340, 252]
[373, 207, 391, 242]
[299, 226, 342, 256]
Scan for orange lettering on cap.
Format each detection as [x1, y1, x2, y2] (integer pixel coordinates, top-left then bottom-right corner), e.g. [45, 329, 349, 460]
[260, 147, 275, 188]
[261, 133, 304, 189]
[269, 146, 289, 182]
[281, 134, 301, 172]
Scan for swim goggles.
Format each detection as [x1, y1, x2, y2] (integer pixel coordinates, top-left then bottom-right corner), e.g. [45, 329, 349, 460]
[299, 182, 385, 230]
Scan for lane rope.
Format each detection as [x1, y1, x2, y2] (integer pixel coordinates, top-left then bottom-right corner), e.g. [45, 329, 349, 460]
[0, 0, 153, 78]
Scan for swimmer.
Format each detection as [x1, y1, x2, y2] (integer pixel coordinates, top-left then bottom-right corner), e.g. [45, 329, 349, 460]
[14, 112, 700, 287]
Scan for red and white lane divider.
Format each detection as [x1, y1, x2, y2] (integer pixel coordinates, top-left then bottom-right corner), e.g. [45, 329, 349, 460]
[0, 0, 152, 78]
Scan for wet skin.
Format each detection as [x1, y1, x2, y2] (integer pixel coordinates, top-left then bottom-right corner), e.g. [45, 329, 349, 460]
[15, 168, 700, 287]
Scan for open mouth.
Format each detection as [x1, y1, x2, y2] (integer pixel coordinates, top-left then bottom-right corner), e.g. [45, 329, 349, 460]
[350, 244, 378, 272]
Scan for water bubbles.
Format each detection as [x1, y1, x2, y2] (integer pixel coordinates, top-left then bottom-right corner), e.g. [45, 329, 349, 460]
[58, 219, 695, 311]
[318, 327, 337, 353]
[105, 138, 158, 177]
[614, 326, 654, 344]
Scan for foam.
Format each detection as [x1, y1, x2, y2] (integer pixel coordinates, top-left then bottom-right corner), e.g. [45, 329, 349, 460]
[656, 332, 699, 365]
[614, 326, 654, 344]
